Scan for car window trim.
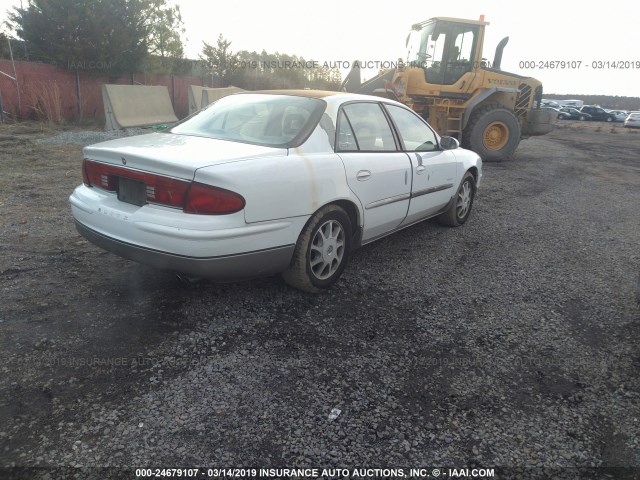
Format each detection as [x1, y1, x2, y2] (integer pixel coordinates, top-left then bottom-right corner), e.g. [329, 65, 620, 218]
[334, 100, 400, 153]
[338, 109, 361, 151]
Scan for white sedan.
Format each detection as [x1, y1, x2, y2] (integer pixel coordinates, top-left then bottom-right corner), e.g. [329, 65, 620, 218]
[624, 112, 640, 128]
[70, 91, 482, 292]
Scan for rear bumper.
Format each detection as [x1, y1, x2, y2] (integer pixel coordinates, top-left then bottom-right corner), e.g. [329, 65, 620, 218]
[75, 220, 295, 280]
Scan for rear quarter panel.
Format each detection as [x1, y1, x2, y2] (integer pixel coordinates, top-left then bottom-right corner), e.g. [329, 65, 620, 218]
[193, 151, 356, 224]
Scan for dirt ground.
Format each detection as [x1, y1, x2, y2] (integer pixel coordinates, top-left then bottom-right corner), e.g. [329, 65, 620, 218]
[0, 120, 639, 479]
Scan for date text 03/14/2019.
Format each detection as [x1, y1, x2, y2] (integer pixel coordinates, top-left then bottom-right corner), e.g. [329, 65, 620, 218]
[518, 60, 640, 69]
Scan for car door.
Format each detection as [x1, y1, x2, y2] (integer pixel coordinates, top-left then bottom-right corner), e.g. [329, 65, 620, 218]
[335, 102, 412, 242]
[383, 103, 458, 225]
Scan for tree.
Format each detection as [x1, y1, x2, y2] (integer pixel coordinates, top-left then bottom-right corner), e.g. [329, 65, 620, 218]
[200, 35, 240, 87]
[5, 0, 184, 75]
[144, 0, 185, 73]
[0, 32, 11, 59]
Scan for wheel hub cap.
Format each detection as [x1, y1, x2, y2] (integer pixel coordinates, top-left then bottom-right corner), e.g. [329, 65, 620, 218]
[483, 121, 509, 150]
[325, 244, 334, 258]
[457, 181, 472, 219]
[310, 220, 345, 280]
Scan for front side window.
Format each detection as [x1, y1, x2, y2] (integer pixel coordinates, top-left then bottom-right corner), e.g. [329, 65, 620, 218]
[385, 105, 438, 152]
[408, 22, 440, 66]
[409, 21, 478, 85]
[337, 103, 397, 152]
[171, 94, 326, 148]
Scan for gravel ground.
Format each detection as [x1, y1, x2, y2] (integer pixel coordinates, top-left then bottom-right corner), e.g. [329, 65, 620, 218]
[0, 121, 639, 480]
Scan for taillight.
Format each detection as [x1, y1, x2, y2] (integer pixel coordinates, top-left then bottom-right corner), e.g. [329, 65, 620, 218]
[82, 159, 244, 215]
[82, 160, 90, 186]
[184, 183, 245, 214]
[83, 159, 118, 190]
[144, 176, 189, 209]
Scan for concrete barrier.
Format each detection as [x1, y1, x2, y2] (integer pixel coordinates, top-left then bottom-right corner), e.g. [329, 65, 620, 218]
[200, 86, 244, 108]
[188, 85, 205, 115]
[102, 84, 178, 130]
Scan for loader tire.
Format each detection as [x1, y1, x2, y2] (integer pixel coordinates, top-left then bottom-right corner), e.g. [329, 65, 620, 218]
[463, 104, 521, 162]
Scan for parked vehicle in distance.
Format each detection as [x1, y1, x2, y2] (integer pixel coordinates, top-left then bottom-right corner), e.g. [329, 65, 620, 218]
[541, 101, 561, 109]
[607, 110, 629, 122]
[559, 100, 584, 108]
[69, 91, 482, 292]
[542, 100, 584, 109]
[541, 107, 564, 118]
[579, 106, 616, 122]
[558, 108, 591, 121]
[624, 112, 640, 128]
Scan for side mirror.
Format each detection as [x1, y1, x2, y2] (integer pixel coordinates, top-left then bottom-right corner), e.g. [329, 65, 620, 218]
[440, 136, 459, 150]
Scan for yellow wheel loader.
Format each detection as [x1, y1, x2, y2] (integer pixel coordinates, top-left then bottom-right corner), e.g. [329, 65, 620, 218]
[341, 16, 555, 161]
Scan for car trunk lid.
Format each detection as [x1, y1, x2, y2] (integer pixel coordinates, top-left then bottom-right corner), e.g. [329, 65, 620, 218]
[83, 132, 287, 180]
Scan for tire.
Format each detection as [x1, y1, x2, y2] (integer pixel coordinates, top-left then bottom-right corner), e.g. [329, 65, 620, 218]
[462, 103, 521, 162]
[579, 115, 586, 121]
[282, 204, 352, 293]
[437, 172, 476, 227]
[606, 116, 613, 122]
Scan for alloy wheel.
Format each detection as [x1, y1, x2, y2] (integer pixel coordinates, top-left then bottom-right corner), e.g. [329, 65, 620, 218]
[309, 220, 345, 280]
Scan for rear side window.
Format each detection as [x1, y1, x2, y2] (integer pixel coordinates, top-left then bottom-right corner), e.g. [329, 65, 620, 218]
[337, 103, 397, 152]
[337, 111, 357, 150]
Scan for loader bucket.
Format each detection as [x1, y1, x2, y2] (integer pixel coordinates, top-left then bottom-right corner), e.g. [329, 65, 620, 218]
[341, 63, 398, 99]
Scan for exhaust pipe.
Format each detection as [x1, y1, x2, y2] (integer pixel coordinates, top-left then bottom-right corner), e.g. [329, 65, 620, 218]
[493, 36, 509, 70]
[340, 60, 362, 92]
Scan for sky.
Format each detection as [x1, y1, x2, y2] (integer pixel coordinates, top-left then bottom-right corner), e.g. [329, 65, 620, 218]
[1, 0, 639, 97]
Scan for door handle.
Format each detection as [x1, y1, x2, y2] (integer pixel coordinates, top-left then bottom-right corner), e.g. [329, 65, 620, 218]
[416, 165, 426, 174]
[356, 170, 371, 181]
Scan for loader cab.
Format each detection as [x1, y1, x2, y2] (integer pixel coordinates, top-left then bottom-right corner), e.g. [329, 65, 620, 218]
[407, 17, 486, 86]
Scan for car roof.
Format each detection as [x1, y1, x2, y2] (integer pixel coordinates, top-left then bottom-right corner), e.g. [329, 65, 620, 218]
[249, 89, 341, 99]
[236, 89, 409, 111]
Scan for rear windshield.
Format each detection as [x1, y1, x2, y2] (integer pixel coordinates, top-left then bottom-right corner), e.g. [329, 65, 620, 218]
[171, 94, 326, 148]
